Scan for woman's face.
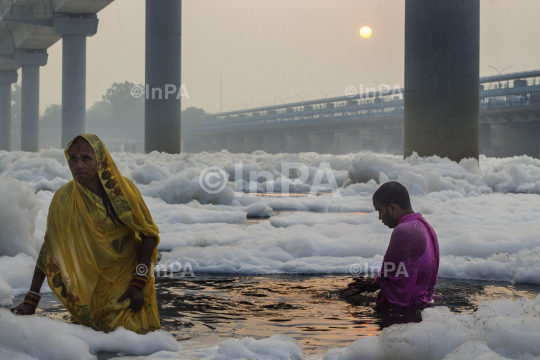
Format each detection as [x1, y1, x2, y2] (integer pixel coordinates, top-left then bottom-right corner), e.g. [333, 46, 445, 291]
[67, 139, 98, 185]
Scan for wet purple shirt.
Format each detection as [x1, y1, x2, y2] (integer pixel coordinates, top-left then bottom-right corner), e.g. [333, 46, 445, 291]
[375, 213, 440, 306]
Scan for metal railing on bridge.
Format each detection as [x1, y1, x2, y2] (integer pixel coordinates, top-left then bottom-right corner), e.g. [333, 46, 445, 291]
[185, 73, 540, 135]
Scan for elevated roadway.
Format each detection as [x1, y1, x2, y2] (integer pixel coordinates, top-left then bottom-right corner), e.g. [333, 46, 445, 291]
[0, 0, 113, 150]
[183, 70, 540, 158]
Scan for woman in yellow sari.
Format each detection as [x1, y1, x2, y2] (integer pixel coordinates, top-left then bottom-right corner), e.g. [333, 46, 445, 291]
[11, 133, 161, 333]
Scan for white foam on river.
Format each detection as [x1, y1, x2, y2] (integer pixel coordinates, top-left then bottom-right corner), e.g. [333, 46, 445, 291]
[1, 148, 540, 358]
[0, 308, 180, 360]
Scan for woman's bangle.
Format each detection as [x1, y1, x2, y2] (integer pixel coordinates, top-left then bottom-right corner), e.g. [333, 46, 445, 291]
[23, 292, 41, 308]
[129, 275, 148, 290]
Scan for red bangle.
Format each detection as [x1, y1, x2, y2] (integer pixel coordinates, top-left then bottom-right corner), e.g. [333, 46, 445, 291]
[23, 292, 41, 308]
[130, 275, 147, 290]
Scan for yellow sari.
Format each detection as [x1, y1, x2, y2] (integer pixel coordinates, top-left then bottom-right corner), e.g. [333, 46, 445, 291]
[36, 134, 161, 333]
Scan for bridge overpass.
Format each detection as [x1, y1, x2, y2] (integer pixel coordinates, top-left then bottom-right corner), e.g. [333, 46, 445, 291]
[0, 0, 182, 154]
[0, 0, 113, 151]
[183, 69, 540, 158]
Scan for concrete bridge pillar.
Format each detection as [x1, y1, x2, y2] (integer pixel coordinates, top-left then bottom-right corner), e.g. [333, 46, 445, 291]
[0, 71, 18, 151]
[145, 0, 182, 154]
[262, 134, 284, 154]
[335, 131, 360, 154]
[308, 132, 336, 154]
[284, 133, 309, 153]
[491, 123, 540, 158]
[227, 136, 245, 153]
[244, 135, 263, 153]
[404, 0, 480, 161]
[54, 15, 99, 147]
[15, 51, 48, 152]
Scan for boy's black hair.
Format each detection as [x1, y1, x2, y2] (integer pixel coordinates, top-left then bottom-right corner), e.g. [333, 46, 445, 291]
[372, 181, 412, 210]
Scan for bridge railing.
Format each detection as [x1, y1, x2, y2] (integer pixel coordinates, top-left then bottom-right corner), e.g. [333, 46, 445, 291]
[184, 106, 405, 135]
[185, 82, 540, 134]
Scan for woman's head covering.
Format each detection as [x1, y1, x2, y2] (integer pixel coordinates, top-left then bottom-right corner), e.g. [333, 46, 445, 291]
[64, 133, 157, 231]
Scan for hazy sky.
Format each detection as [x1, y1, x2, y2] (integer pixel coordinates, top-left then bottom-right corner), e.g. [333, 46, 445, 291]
[33, 0, 540, 114]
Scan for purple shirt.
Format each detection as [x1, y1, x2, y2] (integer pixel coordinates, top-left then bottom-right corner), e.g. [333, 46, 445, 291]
[375, 213, 440, 306]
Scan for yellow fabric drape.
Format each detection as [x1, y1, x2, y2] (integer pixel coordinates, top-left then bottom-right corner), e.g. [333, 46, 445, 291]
[36, 133, 161, 333]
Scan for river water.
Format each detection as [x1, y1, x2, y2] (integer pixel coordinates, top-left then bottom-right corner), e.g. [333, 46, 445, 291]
[22, 274, 540, 359]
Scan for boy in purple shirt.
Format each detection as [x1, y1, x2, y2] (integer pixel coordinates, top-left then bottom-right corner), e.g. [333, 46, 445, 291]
[340, 181, 440, 306]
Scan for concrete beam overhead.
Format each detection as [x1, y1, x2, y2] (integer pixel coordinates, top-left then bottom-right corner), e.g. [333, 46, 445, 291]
[0, 58, 20, 71]
[12, 25, 60, 49]
[51, 0, 114, 14]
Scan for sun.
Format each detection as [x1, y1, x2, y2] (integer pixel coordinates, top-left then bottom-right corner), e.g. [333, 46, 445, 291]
[360, 26, 372, 39]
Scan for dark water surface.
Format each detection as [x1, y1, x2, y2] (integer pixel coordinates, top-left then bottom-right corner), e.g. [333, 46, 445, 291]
[154, 275, 540, 350]
[24, 274, 540, 357]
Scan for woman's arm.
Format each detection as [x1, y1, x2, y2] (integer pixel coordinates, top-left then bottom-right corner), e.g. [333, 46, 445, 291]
[11, 267, 46, 315]
[138, 234, 157, 273]
[118, 235, 157, 311]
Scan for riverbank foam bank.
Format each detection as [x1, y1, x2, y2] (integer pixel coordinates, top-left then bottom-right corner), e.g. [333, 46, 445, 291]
[1, 148, 540, 358]
[1, 295, 539, 359]
[1, 150, 540, 302]
[2, 148, 540, 197]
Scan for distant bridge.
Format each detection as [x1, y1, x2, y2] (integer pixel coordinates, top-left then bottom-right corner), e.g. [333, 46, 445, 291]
[183, 69, 540, 158]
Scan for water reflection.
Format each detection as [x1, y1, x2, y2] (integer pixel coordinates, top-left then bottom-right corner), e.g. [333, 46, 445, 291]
[247, 210, 369, 225]
[25, 275, 540, 356]
[155, 275, 539, 354]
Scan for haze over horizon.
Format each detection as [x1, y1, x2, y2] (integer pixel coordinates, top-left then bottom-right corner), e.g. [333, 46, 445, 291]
[28, 0, 540, 115]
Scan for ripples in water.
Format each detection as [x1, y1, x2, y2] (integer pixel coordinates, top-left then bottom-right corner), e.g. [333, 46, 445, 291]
[27, 275, 540, 357]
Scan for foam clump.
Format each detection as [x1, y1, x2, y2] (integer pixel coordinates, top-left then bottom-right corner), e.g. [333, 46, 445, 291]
[200, 334, 304, 360]
[0, 177, 41, 257]
[440, 251, 540, 284]
[323, 295, 540, 360]
[0, 149, 70, 192]
[345, 152, 540, 196]
[0, 275, 12, 307]
[0, 308, 181, 360]
[0, 178, 46, 306]
[0, 253, 45, 300]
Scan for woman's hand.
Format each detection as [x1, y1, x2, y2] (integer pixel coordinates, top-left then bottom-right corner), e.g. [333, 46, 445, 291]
[11, 302, 36, 316]
[118, 285, 145, 311]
